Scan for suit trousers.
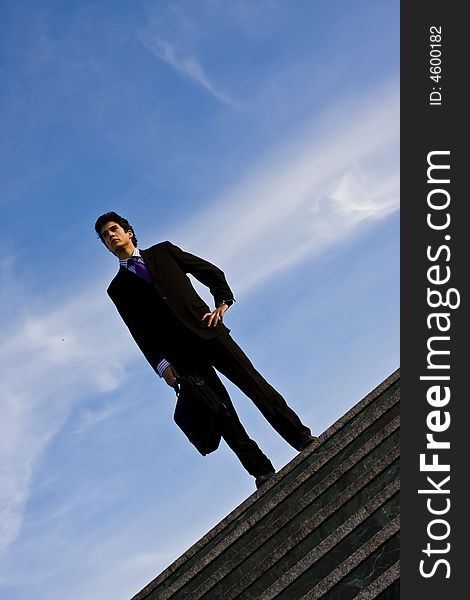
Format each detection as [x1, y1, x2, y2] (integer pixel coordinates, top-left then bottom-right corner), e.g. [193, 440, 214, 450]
[168, 331, 312, 477]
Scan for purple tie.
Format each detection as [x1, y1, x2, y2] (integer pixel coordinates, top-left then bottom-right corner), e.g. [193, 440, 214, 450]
[127, 256, 153, 283]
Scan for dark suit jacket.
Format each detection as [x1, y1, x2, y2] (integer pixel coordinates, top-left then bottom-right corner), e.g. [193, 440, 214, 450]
[107, 241, 234, 374]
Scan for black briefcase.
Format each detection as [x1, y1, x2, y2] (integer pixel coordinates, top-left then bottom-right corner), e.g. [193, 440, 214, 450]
[173, 374, 224, 456]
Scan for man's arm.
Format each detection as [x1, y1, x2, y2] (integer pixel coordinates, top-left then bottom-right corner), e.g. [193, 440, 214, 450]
[165, 241, 235, 307]
[108, 292, 167, 375]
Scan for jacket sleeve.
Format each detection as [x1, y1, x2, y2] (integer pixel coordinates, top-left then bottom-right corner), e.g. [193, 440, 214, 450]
[108, 291, 166, 375]
[165, 241, 235, 306]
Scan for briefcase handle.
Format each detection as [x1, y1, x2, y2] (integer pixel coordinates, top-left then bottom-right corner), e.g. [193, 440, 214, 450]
[174, 374, 206, 396]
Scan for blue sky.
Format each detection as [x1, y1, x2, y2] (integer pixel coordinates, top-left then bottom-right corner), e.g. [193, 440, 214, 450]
[0, 1, 399, 598]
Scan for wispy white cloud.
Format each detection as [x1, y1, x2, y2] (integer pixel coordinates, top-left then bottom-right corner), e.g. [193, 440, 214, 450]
[71, 402, 126, 435]
[0, 281, 134, 554]
[165, 79, 399, 295]
[139, 34, 237, 108]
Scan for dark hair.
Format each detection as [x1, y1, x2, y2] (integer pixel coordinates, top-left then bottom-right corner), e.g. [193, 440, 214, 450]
[94, 211, 138, 247]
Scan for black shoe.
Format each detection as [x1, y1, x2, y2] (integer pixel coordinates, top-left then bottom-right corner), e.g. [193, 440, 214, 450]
[298, 435, 318, 451]
[255, 472, 275, 489]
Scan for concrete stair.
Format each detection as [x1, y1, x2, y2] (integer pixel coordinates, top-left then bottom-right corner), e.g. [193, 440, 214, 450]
[131, 369, 400, 599]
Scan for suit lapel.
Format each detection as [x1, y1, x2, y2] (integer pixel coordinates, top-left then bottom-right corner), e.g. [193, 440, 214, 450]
[140, 246, 161, 287]
[140, 247, 159, 279]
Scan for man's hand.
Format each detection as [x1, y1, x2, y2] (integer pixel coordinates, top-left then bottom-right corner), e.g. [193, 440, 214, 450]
[162, 365, 179, 388]
[202, 304, 229, 327]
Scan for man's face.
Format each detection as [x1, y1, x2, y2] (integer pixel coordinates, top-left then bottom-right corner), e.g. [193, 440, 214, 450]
[100, 221, 134, 254]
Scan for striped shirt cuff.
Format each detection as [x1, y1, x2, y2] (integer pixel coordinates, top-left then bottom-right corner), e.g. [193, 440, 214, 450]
[156, 358, 171, 378]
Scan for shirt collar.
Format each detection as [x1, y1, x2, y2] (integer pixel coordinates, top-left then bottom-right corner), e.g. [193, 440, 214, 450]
[119, 247, 141, 267]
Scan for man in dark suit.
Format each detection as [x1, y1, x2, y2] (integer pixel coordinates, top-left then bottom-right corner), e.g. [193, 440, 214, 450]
[95, 211, 315, 488]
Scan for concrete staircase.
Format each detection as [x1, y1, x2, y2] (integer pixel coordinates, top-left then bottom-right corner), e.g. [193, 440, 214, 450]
[131, 369, 400, 599]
